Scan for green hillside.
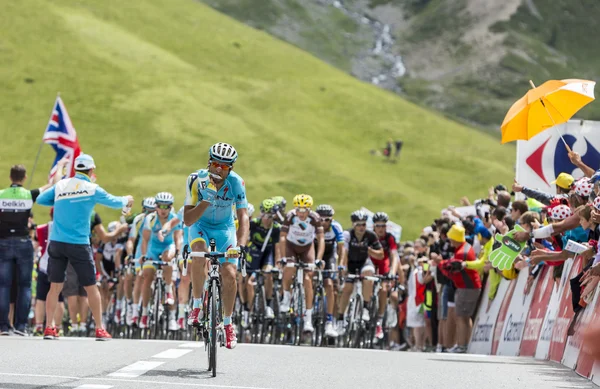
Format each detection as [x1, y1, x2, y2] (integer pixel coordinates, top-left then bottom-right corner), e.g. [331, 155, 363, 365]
[1, 0, 514, 238]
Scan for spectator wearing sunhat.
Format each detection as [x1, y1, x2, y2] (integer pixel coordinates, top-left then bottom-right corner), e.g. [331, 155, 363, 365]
[433, 224, 480, 353]
[512, 172, 574, 206]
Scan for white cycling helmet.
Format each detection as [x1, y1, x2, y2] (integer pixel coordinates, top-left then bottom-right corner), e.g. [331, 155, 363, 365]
[209, 142, 238, 164]
[107, 221, 119, 233]
[142, 197, 156, 210]
[247, 203, 255, 217]
[155, 192, 174, 204]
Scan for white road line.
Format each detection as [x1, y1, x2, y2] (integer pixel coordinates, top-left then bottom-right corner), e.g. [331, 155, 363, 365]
[152, 348, 193, 359]
[0, 372, 279, 389]
[74, 385, 113, 389]
[107, 361, 165, 378]
[178, 342, 204, 348]
[0, 372, 79, 380]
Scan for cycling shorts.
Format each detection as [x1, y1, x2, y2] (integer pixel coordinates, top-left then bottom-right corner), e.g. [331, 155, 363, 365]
[143, 243, 176, 270]
[285, 241, 314, 264]
[322, 253, 337, 280]
[348, 258, 375, 275]
[102, 259, 116, 277]
[188, 224, 238, 265]
[371, 257, 390, 275]
[246, 245, 274, 272]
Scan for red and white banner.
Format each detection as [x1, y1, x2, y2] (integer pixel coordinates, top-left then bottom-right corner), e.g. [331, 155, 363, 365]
[496, 270, 538, 356]
[516, 120, 600, 195]
[468, 277, 510, 354]
[535, 259, 574, 360]
[549, 257, 583, 363]
[492, 278, 517, 355]
[520, 267, 554, 356]
[571, 283, 600, 377]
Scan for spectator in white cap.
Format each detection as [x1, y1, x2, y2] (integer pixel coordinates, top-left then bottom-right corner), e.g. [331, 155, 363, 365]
[36, 153, 134, 341]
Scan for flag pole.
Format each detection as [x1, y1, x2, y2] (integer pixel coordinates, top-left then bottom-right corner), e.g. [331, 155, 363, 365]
[529, 80, 571, 153]
[28, 93, 60, 188]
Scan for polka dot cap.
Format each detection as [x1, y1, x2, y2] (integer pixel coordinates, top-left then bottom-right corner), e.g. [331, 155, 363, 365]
[593, 196, 600, 211]
[575, 178, 594, 197]
[551, 204, 572, 220]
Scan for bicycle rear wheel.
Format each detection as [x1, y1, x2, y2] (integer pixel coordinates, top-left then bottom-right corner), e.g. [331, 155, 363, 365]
[152, 282, 162, 339]
[312, 292, 326, 347]
[351, 297, 363, 348]
[294, 286, 304, 346]
[210, 279, 218, 377]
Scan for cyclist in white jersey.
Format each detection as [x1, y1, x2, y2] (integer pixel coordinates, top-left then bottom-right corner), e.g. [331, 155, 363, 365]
[279, 194, 325, 333]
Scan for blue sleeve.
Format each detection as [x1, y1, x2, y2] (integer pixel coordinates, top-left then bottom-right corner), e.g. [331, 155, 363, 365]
[94, 187, 127, 209]
[233, 176, 248, 209]
[36, 186, 55, 206]
[333, 225, 344, 242]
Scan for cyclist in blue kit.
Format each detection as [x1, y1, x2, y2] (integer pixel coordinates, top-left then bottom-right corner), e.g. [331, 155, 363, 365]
[183, 143, 249, 350]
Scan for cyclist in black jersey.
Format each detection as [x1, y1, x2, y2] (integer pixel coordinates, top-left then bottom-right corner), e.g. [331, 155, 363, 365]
[240, 199, 281, 327]
[314, 204, 345, 338]
[337, 210, 384, 335]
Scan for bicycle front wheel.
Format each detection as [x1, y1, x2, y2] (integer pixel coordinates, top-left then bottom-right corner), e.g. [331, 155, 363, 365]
[210, 279, 218, 377]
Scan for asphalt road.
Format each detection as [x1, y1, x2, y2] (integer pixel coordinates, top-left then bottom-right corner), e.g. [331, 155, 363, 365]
[0, 337, 595, 389]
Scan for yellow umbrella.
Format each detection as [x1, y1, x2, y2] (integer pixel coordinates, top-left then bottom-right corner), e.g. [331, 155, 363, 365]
[501, 79, 596, 146]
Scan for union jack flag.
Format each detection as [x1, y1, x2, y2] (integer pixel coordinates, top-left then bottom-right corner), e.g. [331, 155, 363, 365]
[43, 97, 81, 180]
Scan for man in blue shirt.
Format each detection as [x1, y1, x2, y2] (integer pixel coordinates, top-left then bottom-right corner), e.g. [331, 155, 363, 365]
[36, 154, 133, 341]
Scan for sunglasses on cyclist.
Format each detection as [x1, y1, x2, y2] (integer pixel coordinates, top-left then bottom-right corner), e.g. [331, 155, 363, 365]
[157, 204, 172, 210]
[322, 217, 333, 222]
[210, 161, 232, 171]
[296, 207, 310, 212]
[354, 222, 367, 227]
[374, 224, 387, 228]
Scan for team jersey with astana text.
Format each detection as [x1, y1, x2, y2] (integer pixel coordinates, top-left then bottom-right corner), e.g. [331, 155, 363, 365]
[184, 169, 247, 229]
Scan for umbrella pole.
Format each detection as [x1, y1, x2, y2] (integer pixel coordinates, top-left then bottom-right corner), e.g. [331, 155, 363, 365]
[529, 80, 572, 153]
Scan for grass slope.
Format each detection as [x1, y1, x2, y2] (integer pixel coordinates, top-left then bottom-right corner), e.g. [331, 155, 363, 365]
[1, 0, 513, 238]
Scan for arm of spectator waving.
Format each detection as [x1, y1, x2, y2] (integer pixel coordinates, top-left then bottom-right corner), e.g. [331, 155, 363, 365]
[36, 186, 56, 206]
[521, 187, 554, 206]
[569, 151, 595, 178]
[94, 186, 131, 209]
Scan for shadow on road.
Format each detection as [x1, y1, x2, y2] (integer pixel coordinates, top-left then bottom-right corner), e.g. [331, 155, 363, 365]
[143, 368, 214, 380]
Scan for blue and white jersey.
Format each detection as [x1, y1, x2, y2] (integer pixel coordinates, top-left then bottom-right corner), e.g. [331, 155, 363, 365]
[37, 173, 127, 245]
[184, 169, 247, 229]
[144, 211, 181, 252]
